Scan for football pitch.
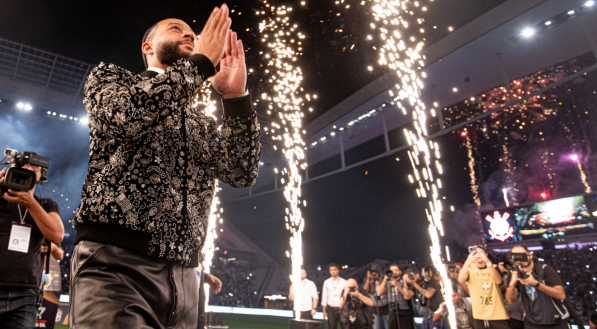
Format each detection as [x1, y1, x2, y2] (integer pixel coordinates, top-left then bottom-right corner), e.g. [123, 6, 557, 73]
[54, 314, 329, 329]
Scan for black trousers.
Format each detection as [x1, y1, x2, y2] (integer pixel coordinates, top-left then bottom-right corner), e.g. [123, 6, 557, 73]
[388, 311, 415, 329]
[69, 240, 199, 329]
[473, 319, 511, 329]
[327, 306, 347, 329]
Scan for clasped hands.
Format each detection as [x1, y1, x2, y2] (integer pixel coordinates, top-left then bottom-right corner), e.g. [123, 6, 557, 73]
[194, 4, 246, 98]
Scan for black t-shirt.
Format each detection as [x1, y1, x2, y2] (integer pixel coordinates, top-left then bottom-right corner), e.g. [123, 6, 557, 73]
[345, 287, 370, 312]
[0, 196, 60, 288]
[507, 264, 567, 325]
[427, 279, 445, 312]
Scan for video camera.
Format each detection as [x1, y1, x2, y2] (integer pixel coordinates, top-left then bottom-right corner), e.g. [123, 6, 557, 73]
[504, 252, 529, 279]
[0, 148, 50, 195]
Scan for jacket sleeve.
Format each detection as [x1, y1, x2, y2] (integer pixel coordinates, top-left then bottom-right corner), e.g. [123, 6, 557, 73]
[213, 94, 261, 188]
[84, 55, 215, 140]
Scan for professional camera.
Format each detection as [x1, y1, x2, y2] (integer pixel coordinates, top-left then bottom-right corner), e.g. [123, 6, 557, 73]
[386, 270, 396, 279]
[0, 148, 50, 194]
[407, 273, 415, 281]
[349, 286, 357, 293]
[506, 252, 529, 280]
[447, 264, 457, 273]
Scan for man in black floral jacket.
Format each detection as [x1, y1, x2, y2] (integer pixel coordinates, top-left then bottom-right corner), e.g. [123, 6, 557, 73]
[69, 4, 260, 328]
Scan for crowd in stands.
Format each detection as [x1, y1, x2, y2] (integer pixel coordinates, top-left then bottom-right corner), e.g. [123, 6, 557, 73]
[208, 259, 258, 308]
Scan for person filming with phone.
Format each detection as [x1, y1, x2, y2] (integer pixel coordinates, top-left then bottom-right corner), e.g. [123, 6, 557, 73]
[458, 245, 510, 329]
[505, 245, 570, 329]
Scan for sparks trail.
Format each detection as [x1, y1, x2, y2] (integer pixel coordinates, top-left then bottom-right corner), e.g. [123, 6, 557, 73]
[257, 1, 307, 320]
[369, 0, 456, 328]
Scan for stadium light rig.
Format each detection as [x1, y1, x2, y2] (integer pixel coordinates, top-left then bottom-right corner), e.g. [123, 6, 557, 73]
[257, 1, 307, 320]
[371, 0, 457, 327]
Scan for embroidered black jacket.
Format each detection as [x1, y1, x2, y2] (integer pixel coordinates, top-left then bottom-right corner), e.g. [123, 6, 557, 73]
[74, 54, 261, 266]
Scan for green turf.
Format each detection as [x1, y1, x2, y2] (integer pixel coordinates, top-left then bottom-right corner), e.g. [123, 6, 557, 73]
[222, 313, 326, 329]
[51, 314, 327, 329]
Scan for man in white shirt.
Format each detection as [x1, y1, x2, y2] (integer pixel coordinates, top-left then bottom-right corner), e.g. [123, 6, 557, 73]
[289, 269, 319, 320]
[322, 263, 348, 329]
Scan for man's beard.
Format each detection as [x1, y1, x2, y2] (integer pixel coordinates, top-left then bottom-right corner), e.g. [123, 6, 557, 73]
[156, 40, 191, 66]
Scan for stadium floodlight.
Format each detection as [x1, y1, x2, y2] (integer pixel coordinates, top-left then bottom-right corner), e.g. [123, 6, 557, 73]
[545, 21, 552, 26]
[521, 27, 536, 38]
[568, 10, 575, 15]
[586, 1, 595, 7]
[79, 117, 89, 125]
[16, 102, 24, 109]
[24, 104, 32, 111]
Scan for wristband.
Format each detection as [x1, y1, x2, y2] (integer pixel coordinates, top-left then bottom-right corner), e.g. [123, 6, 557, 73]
[535, 282, 541, 288]
[224, 90, 249, 99]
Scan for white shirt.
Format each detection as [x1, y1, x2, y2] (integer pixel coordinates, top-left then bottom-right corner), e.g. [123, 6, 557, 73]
[296, 278, 319, 312]
[147, 67, 165, 74]
[321, 277, 347, 308]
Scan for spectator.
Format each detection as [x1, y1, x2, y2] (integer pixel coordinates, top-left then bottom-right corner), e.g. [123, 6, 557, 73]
[434, 291, 473, 329]
[289, 269, 318, 320]
[322, 263, 347, 329]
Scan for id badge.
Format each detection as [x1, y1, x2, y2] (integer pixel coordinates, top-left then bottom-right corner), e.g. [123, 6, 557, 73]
[333, 293, 340, 303]
[8, 222, 31, 253]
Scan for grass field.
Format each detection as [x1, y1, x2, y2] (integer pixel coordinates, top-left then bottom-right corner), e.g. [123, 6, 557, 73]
[53, 314, 328, 329]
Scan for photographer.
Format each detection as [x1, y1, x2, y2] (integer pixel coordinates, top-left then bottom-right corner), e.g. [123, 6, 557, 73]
[458, 245, 510, 329]
[365, 264, 390, 329]
[378, 265, 416, 329]
[0, 157, 63, 329]
[505, 245, 570, 329]
[408, 266, 445, 329]
[340, 278, 374, 329]
[499, 257, 524, 329]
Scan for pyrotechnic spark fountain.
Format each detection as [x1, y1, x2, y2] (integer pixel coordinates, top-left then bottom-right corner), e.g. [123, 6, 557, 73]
[465, 135, 481, 207]
[193, 85, 222, 307]
[570, 155, 592, 193]
[465, 135, 485, 243]
[371, 0, 456, 327]
[257, 1, 307, 319]
[502, 144, 518, 206]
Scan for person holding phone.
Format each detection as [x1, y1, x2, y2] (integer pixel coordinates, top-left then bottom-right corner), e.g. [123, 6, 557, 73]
[458, 245, 510, 329]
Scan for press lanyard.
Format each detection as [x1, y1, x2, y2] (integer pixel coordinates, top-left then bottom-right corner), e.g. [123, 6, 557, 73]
[18, 205, 28, 225]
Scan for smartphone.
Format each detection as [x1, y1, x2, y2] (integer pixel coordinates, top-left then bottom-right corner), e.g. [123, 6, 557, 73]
[468, 246, 477, 255]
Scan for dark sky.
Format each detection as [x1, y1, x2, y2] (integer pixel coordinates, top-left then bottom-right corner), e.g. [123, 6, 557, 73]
[0, 0, 509, 265]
